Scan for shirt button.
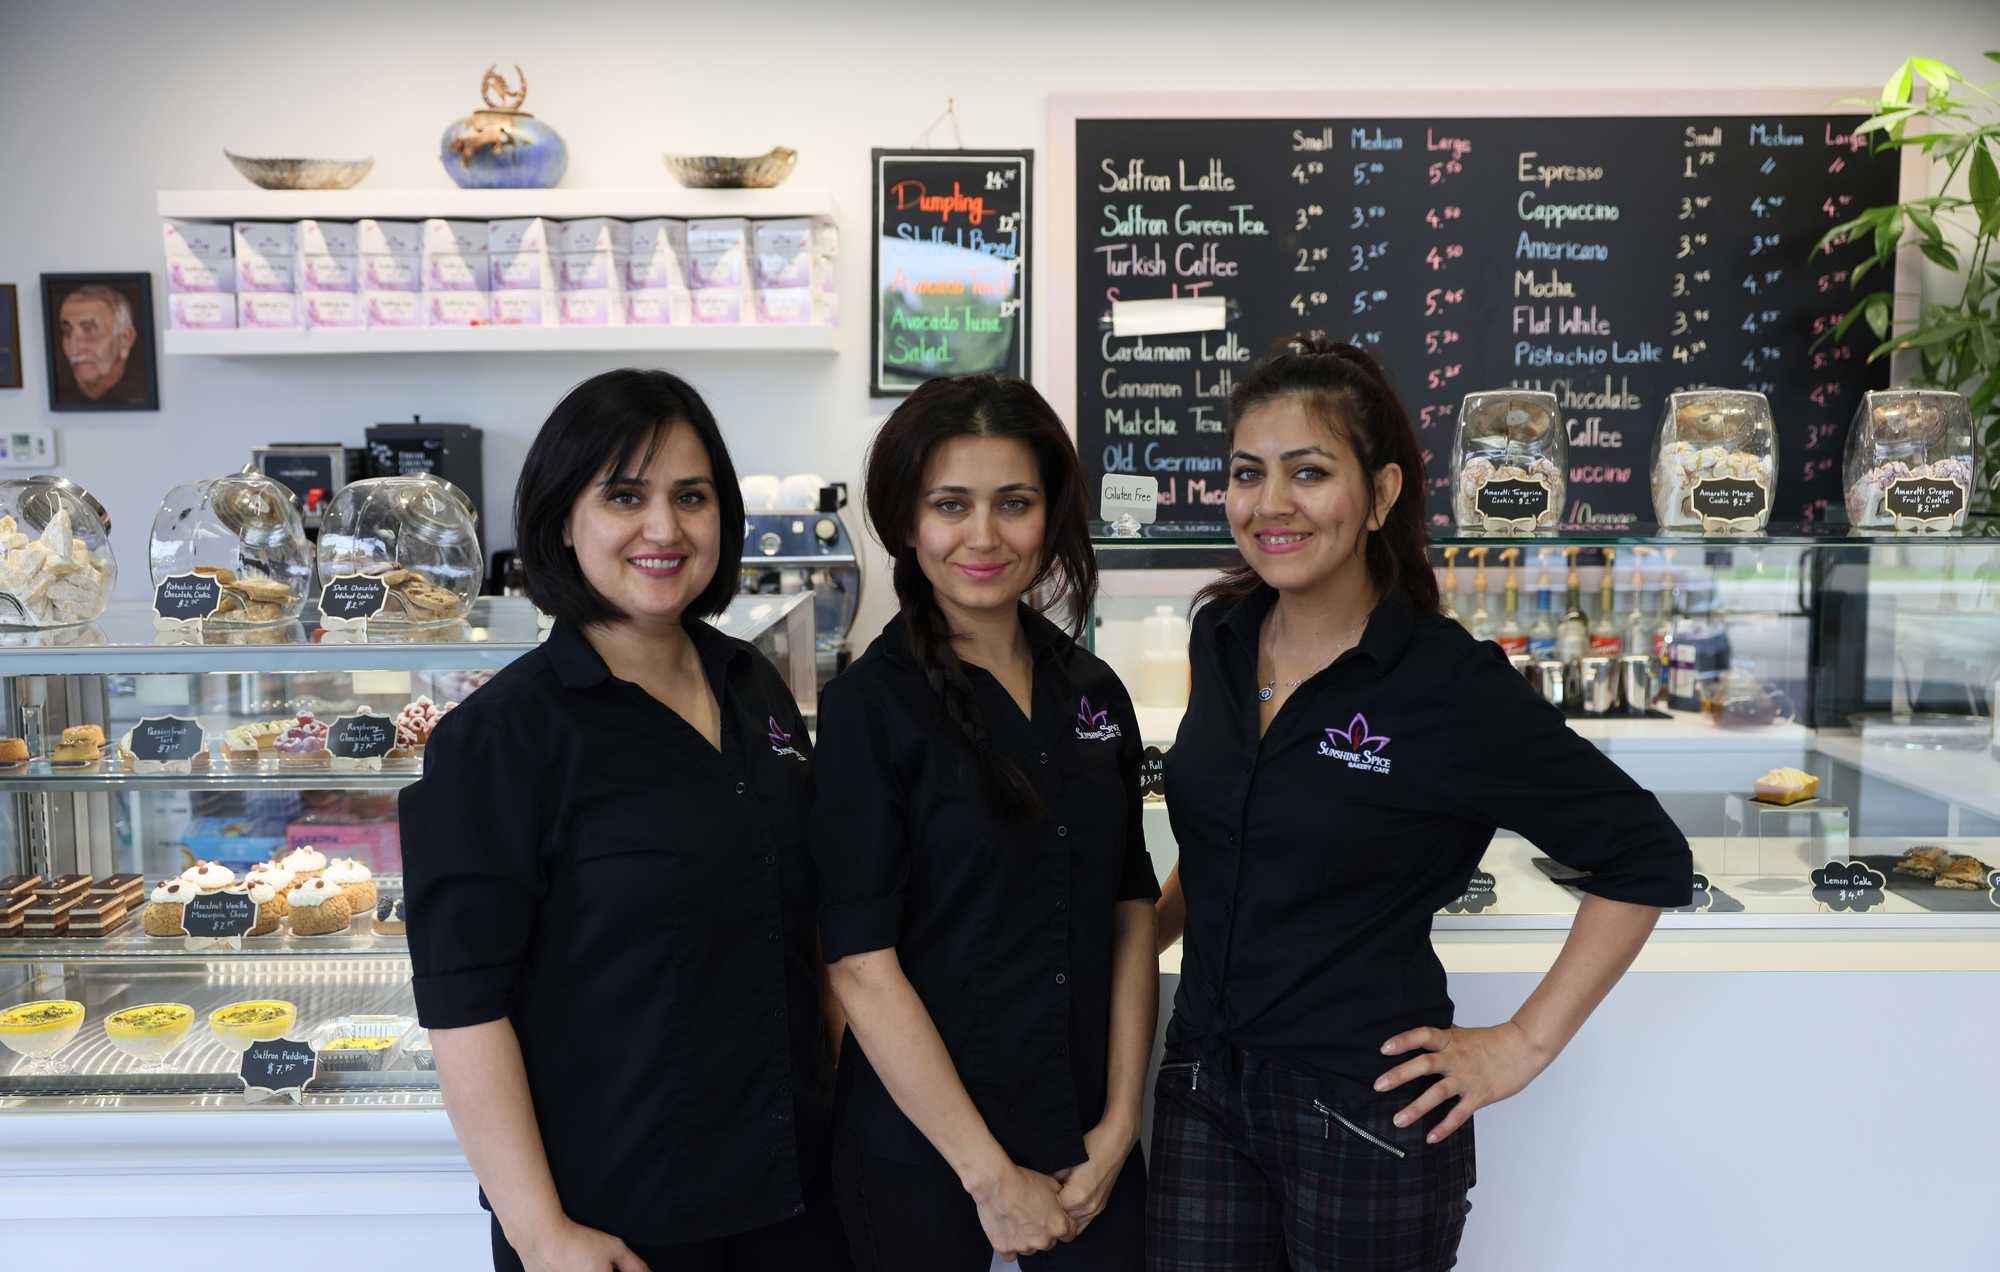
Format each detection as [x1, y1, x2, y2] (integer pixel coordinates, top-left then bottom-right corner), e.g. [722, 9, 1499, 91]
[1056, 1040, 1068, 1056]
[771, 1006, 783, 1020]
[1055, 898, 1068, 912]
[735, 781, 747, 795]
[762, 853, 775, 866]
[1054, 972, 1067, 986]
[1039, 752, 1050, 765]
[766, 927, 779, 942]
[1056, 825, 1069, 838]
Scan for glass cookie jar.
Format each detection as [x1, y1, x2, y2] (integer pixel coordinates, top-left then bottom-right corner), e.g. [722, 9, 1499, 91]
[1650, 390, 1778, 532]
[1453, 390, 1565, 531]
[1842, 389, 1975, 532]
[0, 476, 116, 628]
[317, 475, 480, 624]
[150, 470, 314, 624]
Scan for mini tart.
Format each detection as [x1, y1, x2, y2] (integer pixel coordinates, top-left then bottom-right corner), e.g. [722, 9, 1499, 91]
[141, 879, 194, 937]
[372, 897, 407, 935]
[180, 860, 236, 893]
[241, 880, 288, 936]
[285, 878, 352, 935]
[49, 741, 102, 765]
[1751, 767, 1818, 805]
[207, 999, 296, 1044]
[0, 737, 28, 765]
[324, 858, 377, 914]
[59, 724, 105, 748]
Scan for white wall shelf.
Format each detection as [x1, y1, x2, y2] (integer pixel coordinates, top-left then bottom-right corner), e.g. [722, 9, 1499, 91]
[156, 188, 838, 221]
[162, 325, 838, 357]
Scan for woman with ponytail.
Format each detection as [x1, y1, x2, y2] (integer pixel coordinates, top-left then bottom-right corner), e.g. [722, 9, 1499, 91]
[814, 373, 1158, 1270]
[1147, 338, 1689, 1270]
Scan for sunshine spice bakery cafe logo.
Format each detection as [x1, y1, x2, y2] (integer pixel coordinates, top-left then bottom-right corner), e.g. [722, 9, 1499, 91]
[1319, 713, 1392, 774]
[767, 717, 807, 763]
[1075, 697, 1123, 742]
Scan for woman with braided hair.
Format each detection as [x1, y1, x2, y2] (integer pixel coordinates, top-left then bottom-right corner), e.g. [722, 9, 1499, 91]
[814, 373, 1159, 1270]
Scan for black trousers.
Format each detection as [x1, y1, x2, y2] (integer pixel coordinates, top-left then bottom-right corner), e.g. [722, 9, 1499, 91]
[832, 1131, 1147, 1271]
[490, 1193, 852, 1272]
[1145, 1045, 1475, 1272]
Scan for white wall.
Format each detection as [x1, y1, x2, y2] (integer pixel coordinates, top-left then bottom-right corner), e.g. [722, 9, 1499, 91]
[2, 0, 1995, 648]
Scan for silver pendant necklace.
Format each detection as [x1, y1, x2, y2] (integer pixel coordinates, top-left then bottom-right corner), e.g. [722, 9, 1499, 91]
[1259, 609, 1366, 702]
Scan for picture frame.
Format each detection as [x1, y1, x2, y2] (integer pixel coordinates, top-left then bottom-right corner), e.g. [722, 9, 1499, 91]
[41, 272, 158, 411]
[0, 284, 21, 389]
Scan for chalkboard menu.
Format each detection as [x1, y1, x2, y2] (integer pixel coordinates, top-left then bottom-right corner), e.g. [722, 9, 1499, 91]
[1068, 109, 1902, 531]
[872, 149, 1032, 395]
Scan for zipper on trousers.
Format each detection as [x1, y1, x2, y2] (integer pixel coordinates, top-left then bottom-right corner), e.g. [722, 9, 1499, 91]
[1313, 1098, 1408, 1159]
[1158, 1060, 1200, 1091]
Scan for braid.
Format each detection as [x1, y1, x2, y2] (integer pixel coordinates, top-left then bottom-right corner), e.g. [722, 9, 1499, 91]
[894, 556, 1046, 822]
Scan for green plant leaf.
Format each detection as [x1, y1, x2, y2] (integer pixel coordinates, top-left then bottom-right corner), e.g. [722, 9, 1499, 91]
[1920, 241, 1961, 270]
[1975, 319, 2000, 367]
[1874, 208, 1905, 258]
[1851, 254, 1880, 289]
[1966, 364, 2000, 416]
[1911, 57, 1960, 92]
[1865, 293, 1893, 342]
[1882, 60, 1915, 108]
[1856, 106, 1922, 136]
[1908, 206, 1942, 240]
[1894, 316, 1978, 349]
[1970, 142, 2000, 229]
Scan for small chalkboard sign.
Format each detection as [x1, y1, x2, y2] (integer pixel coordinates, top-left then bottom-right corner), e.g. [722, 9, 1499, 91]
[240, 1037, 318, 1103]
[1687, 871, 1714, 913]
[327, 713, 395, 761]
[1810, 860, 1885, 913]
[319, 573, 389, 627]
[1444, 870, 1499, 915]
[183, 890, 258, 940]
[1986, 869, 1998, 911]
[1884, 476, 1967, 529]
[1473, 478, 1552, 530]
[153, 572, 222, 625]
[1138, 745, 1167, 800]
[1690, 477, 1770, 527]
[127, 716, 204, 763]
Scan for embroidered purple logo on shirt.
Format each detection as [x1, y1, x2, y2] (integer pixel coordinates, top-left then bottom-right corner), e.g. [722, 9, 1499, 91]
[1318, 712, 1391, 774]
[767, 716, 806, 763]
[1074, 696, 1123, 742]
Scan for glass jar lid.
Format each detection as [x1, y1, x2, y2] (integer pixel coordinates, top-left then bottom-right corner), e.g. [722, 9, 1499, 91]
[392, 477, 477, 548]
[211, 472, 300, 549]
[11, 476, 111, 536]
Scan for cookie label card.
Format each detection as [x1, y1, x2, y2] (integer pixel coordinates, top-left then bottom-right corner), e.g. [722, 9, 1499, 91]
[1472, 477, 1552, 532]
[327, 713, 394, 771]
[1690, 477, 1770, 532]
[240, 1037, 318, 1104]
[1443, 870, 1499, 915]
[1100, 474, 1159, 537]
[1810, 860, 1886, 913]
[183, 890, 258, 950]
[1883, 476, 1967, 531]
[152, 572, 222, 628]
[1138, 745, 1167, 801]
[319, 574, 389, 630]
[128, 716, 204, 769]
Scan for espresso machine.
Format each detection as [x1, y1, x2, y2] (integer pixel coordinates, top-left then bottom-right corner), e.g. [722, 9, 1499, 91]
[740, 477, 862, 685]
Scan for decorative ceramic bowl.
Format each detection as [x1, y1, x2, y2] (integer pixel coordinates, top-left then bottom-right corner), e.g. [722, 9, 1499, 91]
[663, 147, 797, 189]
[224, 151, 374, 191]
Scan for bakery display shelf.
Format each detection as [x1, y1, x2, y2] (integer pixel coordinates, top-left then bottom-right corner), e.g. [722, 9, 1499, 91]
[158, 187, 839, 222]
[1129, 703, 1810, 750]
[0, 923, 409, 962]
[163, 323, 839, 358]
[1813, 731, 2000, 822]
[0, 967, 434, 1110]
[0, 760, 416, 793]
[1092, 528, 2000, 564]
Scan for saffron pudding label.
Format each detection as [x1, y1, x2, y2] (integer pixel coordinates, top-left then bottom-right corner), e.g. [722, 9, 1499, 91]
[1318, 713, 1390, 774]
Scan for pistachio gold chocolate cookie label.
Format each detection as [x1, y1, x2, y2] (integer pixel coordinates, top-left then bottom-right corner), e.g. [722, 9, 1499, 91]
[152, 572, 222, 626]
[319, 574, 389, 628]
[240, 1038, 318, 1103]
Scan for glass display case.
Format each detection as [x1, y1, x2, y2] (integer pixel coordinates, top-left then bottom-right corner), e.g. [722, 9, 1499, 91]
[1091, 528, 2000, 928]
[0, 593, 814, 1112]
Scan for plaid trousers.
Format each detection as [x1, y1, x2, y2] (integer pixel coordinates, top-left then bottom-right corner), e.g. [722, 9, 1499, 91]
[1145, 1044, 1475, 1271]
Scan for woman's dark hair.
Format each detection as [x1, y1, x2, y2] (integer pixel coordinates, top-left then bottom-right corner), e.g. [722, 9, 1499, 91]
[515, 368, 745, 626]
[864, 373, 1097, 821]
[1192, 335, 1440, 618]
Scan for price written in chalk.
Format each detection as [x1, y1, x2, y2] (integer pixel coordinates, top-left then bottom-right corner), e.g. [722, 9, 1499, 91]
[1474, 478, 1553, 529]
[1690, 477, 1769, 520]
[327, 714, 395, 760]
[153, 573, 222, 624]
[127, 716, 204, 763]
[240, 1038, 318, 1103]
[1884, 477, 1967, 526]
[319, 574, 389, 624]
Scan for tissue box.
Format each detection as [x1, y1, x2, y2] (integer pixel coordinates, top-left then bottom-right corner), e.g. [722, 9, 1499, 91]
[425, 292, 491, 326]
[626, 288, 692, 325]
[488, 217, 559, 254]
[491, 249, 555, 290]
[754, 287, 824, 326]
[751, 218, 815, 288]
[163, 219, 234, 259]
[690, 289, 749, 325]
[361, 253, 422, 291]
[688, 249, 748, 290]
[296, 219, 358, 256]
[559, 217, 631, 254]
[365, 291, 423, 328]
[688, 217, 750, 254]
[626, 253, 688, 290]
[236, 250, 294, 294]
[556, 251, 627, 291]
[165, 256, 234, 293]
[491, 289, 559, 326]
[296, 253, 359, 292]
[234, 221, 296, 257]
[169, 292, 237, 330]
[237, 292, 301, 330]
[631, 219, 688, 257]
[358, 219, 422, 255]
[559, 290, 626, 326]
[423, 253, 489, 292]
[303, 292, 364, 329]
[422, 218, 488, 254]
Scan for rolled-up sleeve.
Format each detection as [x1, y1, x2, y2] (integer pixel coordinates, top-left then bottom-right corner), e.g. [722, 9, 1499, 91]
[399, 706, 546, 1028]
[811, 676, 909, 961]
[1112, 684, 1161, 904]
[1443, 642, 1693, 908]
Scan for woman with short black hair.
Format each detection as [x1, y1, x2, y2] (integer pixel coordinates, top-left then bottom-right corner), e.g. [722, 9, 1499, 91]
[401, 368, 850, 1272]
[814, 373, 1159, 1270]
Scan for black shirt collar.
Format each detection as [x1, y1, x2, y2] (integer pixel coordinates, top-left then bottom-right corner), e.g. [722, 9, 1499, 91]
[545, 616, 746, 692]
[879, 604, 1076, 670]
[1214, 583, 1417, 678]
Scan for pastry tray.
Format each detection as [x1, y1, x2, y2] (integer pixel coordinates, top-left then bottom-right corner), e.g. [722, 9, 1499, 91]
[1531, 857, 1744, 913]
[1854, 855, 2000, 913]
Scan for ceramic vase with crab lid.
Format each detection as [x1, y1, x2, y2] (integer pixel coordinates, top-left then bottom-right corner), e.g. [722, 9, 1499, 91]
[439, 64, 567, 189]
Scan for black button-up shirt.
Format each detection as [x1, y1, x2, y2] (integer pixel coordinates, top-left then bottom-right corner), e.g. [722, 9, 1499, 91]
[1166, 585, 1690, 1098]
[400, 618, 830, 1244]
[813, 609, 1160, 1173]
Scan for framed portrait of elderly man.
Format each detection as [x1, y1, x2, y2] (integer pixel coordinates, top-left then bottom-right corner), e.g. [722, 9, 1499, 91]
[41, 273, 158, 411]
